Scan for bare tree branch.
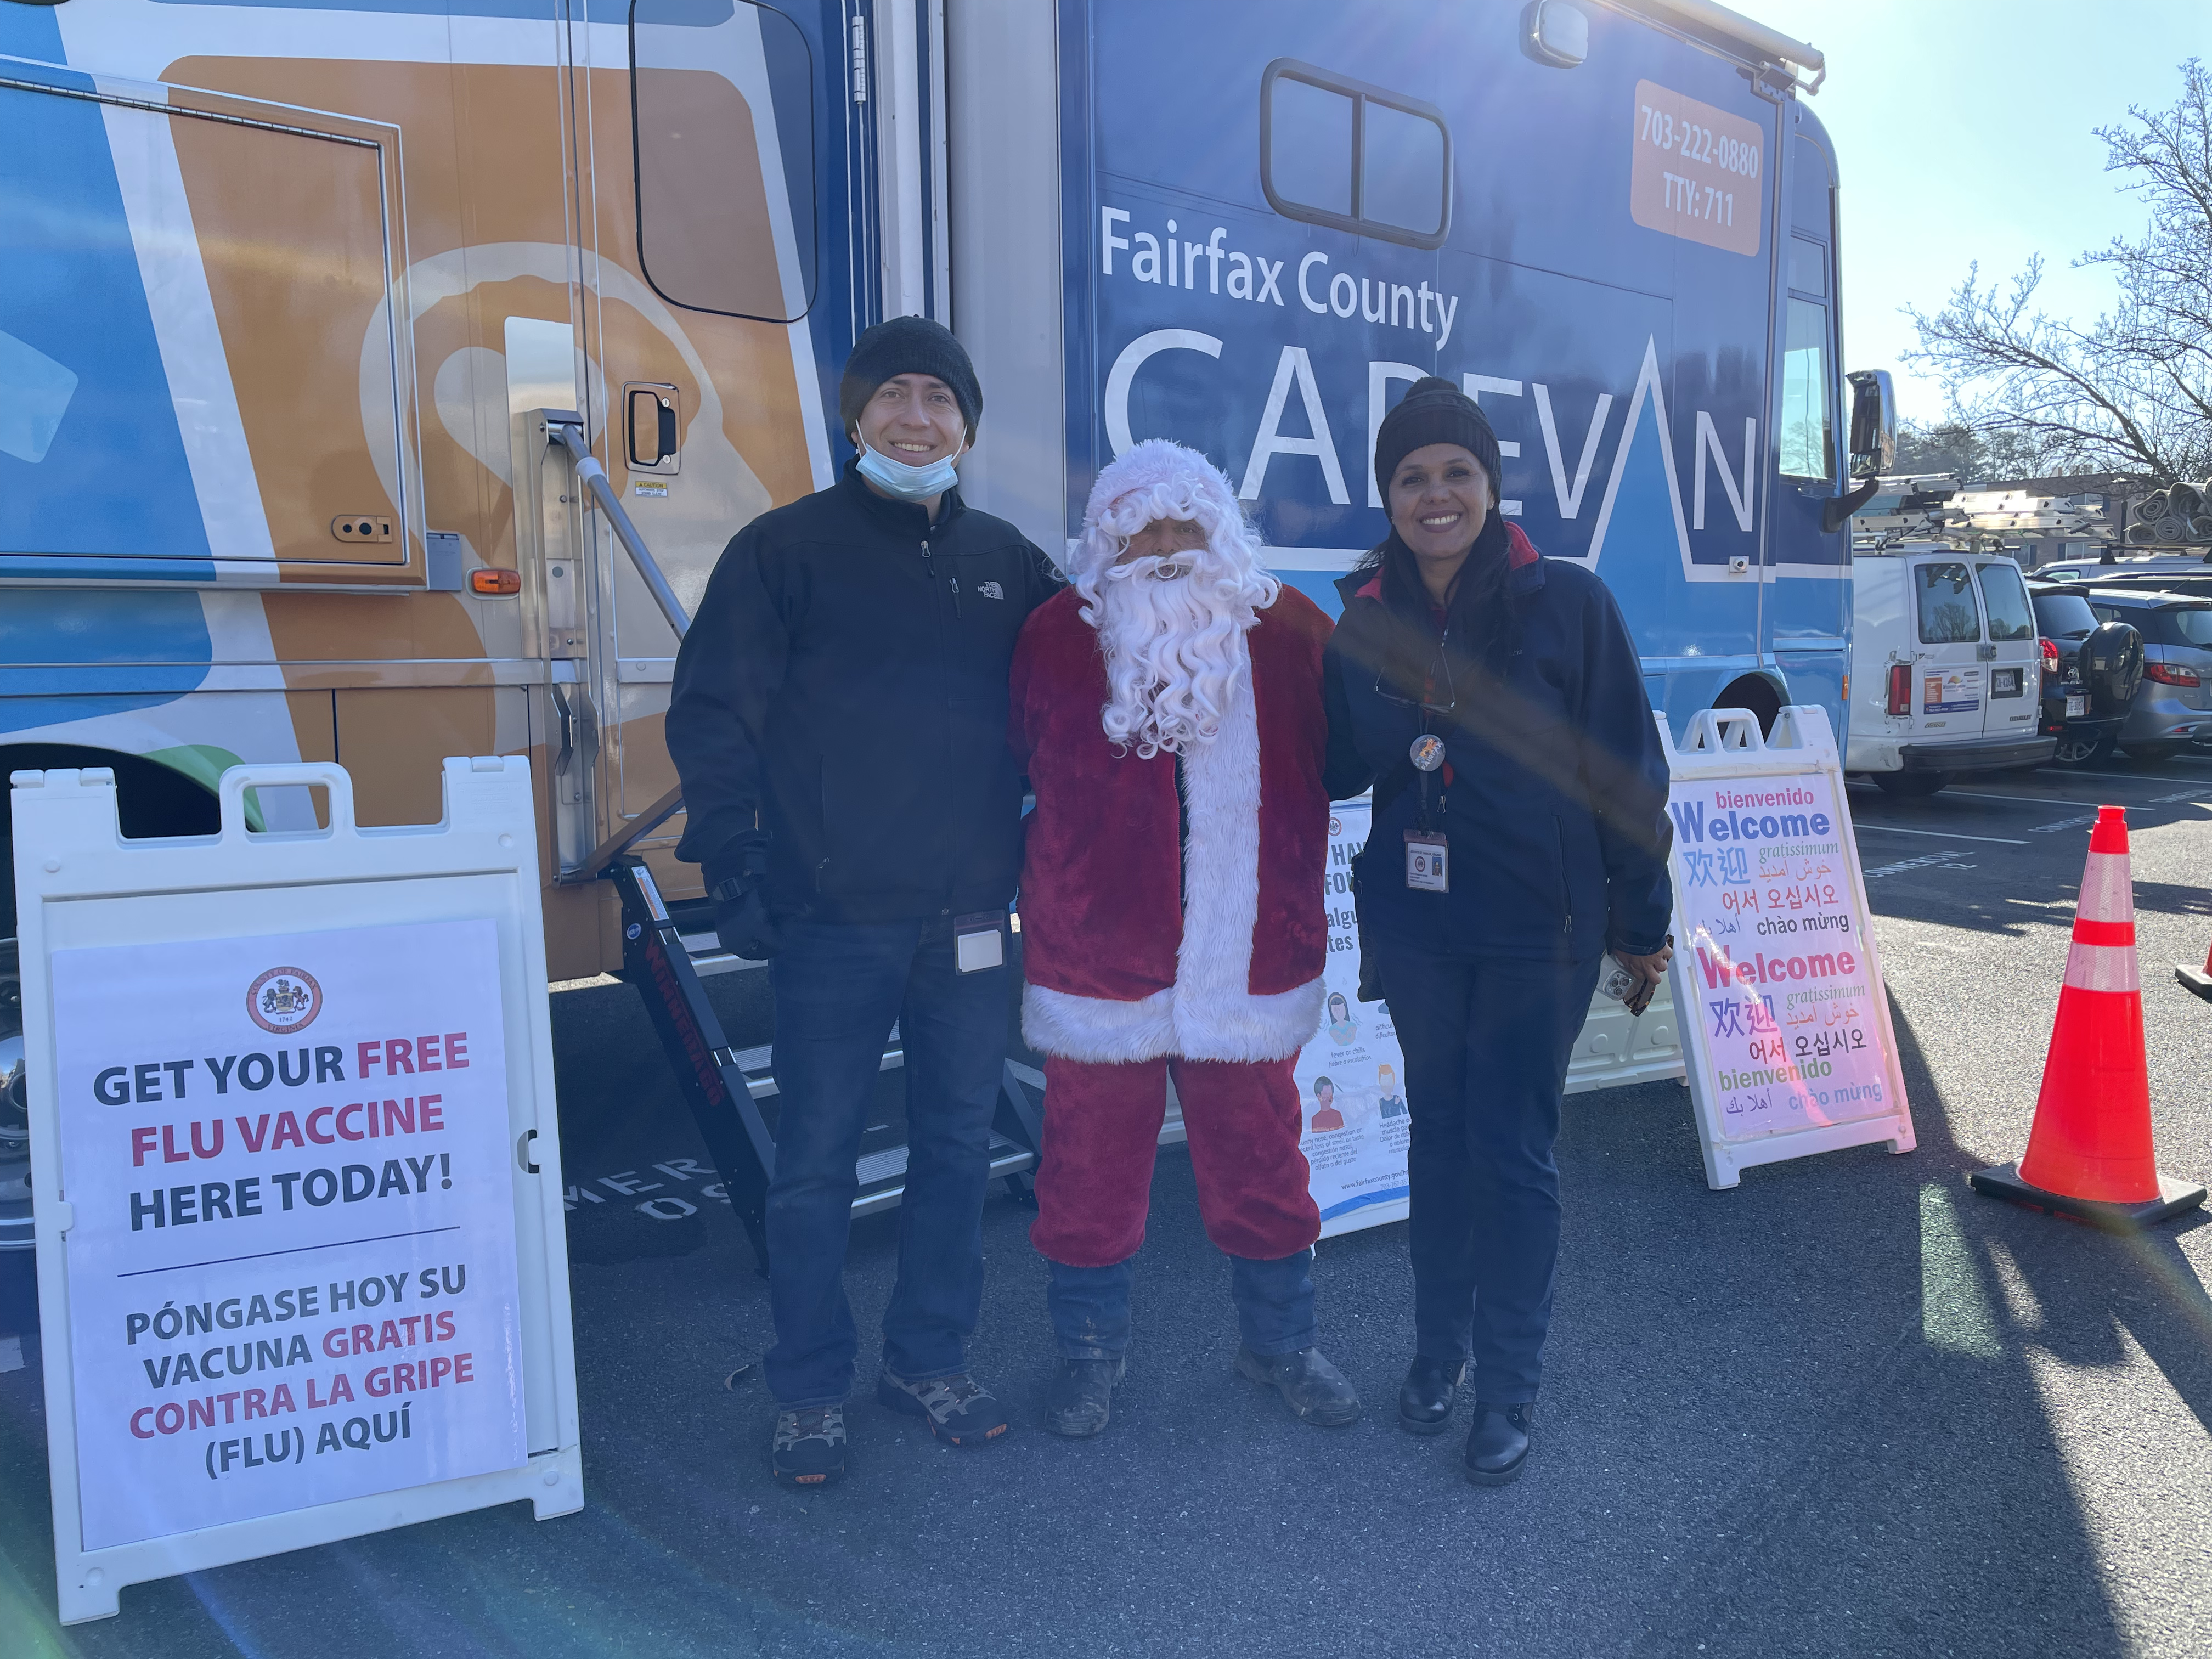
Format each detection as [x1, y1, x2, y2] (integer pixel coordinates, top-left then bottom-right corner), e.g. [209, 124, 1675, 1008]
[1904, 60, 2212, 483]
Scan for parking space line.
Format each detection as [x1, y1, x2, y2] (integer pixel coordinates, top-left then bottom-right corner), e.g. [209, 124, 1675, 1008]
[1955, 796, 2194, 814]
[2049, 770, 2209, 784]
[1853, 822, 2029, 845]
[1863, 849, 1979, 879]
[1945, 789, 2138, 808]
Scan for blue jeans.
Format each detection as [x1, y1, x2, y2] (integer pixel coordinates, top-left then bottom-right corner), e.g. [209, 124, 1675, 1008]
[1046, 1250, 1318, 1361]
[1369, 938, 1602, 1404]
[764, 917, 1006, 1407]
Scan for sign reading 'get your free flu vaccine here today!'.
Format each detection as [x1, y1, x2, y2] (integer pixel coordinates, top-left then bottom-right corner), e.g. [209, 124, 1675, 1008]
[53, 921, 529, 1551]
[14, 758, 579, 1623]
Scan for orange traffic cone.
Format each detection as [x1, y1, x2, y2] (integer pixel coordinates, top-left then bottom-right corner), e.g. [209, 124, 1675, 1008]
[1971, 807, 2205, 1226]
[2180, 934, 2212, 1003]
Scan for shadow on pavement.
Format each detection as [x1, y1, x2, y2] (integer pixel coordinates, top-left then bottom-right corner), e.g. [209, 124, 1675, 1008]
[2132, 879, 2212, 920]
[3, 957, 2207, 1656]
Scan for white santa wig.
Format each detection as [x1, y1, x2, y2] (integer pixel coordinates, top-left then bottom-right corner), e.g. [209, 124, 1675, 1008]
[1071, 441, 1282, 757]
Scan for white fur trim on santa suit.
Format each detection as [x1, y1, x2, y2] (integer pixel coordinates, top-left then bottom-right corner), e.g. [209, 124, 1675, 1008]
[1020, 657, 1326, 1065]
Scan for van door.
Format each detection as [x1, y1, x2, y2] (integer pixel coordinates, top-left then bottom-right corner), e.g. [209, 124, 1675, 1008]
[557, 0, 840, 883]
[1906, 556, 1986, 741]
[1973, 559, 2041, 742]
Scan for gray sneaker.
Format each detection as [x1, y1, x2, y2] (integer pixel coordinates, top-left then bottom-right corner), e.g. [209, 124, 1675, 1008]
[770, 1403, 847, 1487]
[877, 1369, 1010, 1447]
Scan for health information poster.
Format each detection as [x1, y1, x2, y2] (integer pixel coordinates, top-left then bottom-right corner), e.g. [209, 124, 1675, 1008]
[1294, 802, 1413, 1238]
[52, 919, 528, 1550]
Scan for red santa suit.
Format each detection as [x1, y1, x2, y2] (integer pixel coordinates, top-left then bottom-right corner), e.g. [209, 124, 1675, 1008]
[1009, 445, 1333, 1269]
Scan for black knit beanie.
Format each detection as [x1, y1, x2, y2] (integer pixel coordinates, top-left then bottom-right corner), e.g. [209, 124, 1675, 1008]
[1373, 376, 1501, 503]
[838, 315, 982, 443]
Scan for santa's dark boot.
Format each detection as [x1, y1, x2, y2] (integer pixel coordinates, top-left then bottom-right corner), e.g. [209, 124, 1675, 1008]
[1235, 1346, 1361, 1426]
[1042, 1357, 1125, 1437]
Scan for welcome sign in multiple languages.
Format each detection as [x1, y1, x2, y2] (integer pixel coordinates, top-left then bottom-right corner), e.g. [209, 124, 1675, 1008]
[52, 919, 528, 1551]
[1657, 709, 1915, 1189]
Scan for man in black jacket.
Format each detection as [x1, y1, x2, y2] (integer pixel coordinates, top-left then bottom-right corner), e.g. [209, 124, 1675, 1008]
[667, 317, 1058, 1487]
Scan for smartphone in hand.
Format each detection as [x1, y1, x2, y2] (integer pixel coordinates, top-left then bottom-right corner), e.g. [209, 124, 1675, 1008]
[1601, 935, 1674, 1018]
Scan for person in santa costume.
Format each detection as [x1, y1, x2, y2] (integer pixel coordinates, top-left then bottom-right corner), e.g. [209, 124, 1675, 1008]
[1008, 439, 1359, 1437]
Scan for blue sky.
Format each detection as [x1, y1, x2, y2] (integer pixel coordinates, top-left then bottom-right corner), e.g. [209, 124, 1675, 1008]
[1752, 0, 2205, 423]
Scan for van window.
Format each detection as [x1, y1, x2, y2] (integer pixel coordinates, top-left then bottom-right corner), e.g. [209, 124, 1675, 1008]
[1791, 134, 1833, 236]
[1778, 298, 1832, 479]
[1362, 100, 1449, 236]
[1974, 562, 2035, 641]
[1266, 75, 1353, 216]
[1787, 234, 1826, 298]
[1915, 562, 1982, 644]
[1260, 61, 1451, 249]
[631, 0, 817, 323]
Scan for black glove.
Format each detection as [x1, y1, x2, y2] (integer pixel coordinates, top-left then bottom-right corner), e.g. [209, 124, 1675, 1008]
[705, 831, 781, 961]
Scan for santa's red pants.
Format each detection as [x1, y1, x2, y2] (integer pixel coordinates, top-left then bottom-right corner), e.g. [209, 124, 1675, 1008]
[1030, 1053, 1321, 1267]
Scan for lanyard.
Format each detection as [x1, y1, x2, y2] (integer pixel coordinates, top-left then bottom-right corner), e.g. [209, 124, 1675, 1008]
[1410, 627, 1451, 834]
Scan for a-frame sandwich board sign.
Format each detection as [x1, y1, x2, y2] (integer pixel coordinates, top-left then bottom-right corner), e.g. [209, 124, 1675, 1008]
[1657, 708, 1916, 1190]
[10, 759, 580, 1623]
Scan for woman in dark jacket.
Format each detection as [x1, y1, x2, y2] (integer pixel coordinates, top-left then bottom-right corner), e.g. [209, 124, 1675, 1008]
[1322, 377, 1674, 1486]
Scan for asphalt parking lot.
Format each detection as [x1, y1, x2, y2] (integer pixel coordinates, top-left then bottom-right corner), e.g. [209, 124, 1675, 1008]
[4, 754, 2210, 1658]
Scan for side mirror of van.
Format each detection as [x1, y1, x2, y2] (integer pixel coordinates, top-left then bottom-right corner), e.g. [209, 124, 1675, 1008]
[1846, 369, 1896, 478]
[1824, 369, 1897, 532]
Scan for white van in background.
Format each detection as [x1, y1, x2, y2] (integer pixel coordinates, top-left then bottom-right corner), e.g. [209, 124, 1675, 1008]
[1847, 549, 2056, 794]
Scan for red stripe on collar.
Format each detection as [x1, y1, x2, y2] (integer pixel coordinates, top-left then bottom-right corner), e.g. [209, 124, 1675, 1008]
[1353, 522, 1540, 601]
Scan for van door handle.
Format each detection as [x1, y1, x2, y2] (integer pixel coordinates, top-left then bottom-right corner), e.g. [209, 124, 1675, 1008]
[1977, 643, 1997, 661]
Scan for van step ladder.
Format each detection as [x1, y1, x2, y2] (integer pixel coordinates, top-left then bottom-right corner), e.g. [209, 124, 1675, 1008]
[604, 857, 1043, 1273]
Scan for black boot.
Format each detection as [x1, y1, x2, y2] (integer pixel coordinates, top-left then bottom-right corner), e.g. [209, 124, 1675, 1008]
[1234, 1346, 1361, 1426]
[1397, 1355, 1465, 1436]
[1464, 1400, 1534, 1486]
[1042, 1357, 1125, 1438]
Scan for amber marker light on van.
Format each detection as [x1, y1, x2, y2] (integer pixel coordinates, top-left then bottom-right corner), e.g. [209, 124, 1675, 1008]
[469, 568, 523, 595]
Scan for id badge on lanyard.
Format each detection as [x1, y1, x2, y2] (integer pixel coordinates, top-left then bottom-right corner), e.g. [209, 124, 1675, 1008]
[1404, 732, 1448, 893]
[1404, 832, 1448, 893]
[954, 911, 1006, 973]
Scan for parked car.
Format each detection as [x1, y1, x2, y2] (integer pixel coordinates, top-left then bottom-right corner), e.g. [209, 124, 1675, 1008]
[2036, 551, 2212, 599]
[1847, 549, 2055, 794]
[2025, 584, 2142, 766]
[2074, 589, 2212, 761]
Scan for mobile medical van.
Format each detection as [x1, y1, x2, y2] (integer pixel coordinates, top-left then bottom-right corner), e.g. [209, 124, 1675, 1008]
[2, 0, 1884, 1194]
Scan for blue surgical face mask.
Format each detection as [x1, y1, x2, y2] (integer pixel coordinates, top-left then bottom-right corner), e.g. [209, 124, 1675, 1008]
[856, 438, 964, 500]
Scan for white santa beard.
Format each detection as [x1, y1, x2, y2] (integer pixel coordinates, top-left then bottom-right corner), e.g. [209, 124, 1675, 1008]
[1095, 563, 1255, 757]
